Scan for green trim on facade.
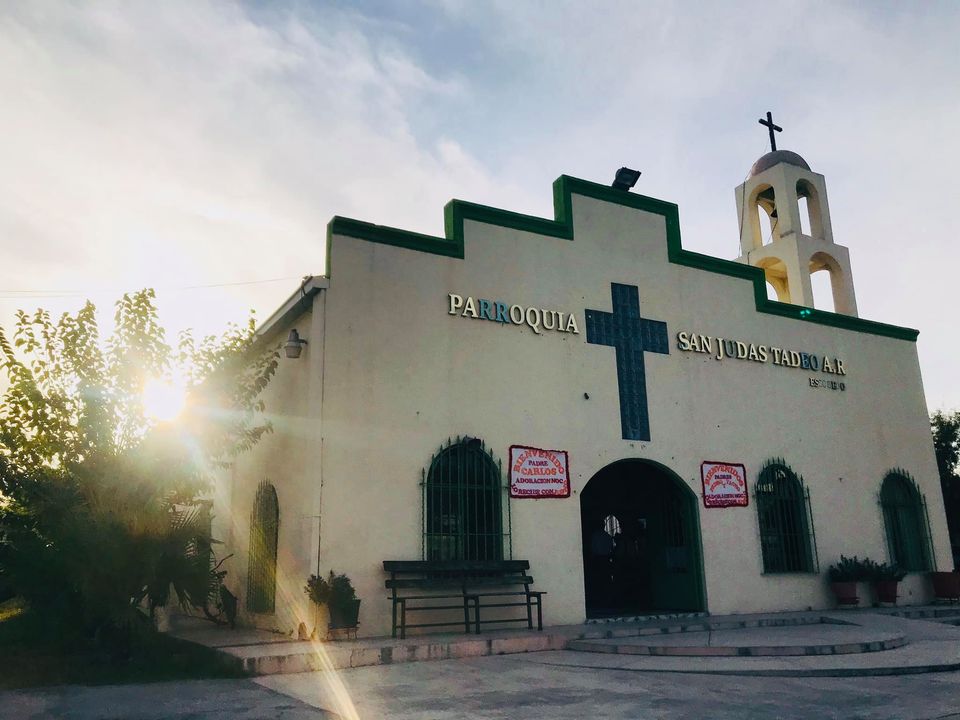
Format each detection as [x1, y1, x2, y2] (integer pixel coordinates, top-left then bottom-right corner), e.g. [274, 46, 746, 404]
[326, 175, 919, 342]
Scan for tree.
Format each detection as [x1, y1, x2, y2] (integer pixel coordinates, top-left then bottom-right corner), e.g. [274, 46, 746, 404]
[0, 290, 278, 648]
[932, 410, 960, 568]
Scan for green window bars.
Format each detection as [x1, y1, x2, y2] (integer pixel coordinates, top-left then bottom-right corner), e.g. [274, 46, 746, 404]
[880, 470, 934, 572]
[755, 460, 818, 573]
[247, 480, 279, 613]
[422, 437, 511, 562]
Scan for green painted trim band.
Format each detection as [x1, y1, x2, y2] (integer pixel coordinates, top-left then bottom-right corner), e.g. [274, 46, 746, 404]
[326, 176, 919, 342]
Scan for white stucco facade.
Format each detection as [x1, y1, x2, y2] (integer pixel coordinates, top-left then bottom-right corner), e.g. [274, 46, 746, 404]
[215, 160, 948, 639]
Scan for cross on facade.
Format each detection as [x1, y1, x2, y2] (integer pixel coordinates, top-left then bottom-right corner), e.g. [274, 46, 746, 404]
[585, 283, 669, 441]
[759, 111, 782, 152]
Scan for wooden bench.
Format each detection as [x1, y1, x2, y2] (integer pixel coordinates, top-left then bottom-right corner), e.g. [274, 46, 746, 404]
[383, 560, 545, 639]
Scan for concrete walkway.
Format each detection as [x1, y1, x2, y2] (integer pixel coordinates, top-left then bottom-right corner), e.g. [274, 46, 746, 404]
[256, 651, 960, 720]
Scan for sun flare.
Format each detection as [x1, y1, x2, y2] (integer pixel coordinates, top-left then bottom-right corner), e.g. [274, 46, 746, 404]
[142, 378, 187, 422]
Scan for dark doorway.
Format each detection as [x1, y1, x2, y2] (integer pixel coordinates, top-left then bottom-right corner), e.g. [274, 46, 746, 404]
[581, 460, 704, 618]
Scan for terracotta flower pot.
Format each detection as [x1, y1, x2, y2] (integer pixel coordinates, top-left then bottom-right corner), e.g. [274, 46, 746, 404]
[930, 571, 960, 602]
[830, 580, 859, 606]
[874, 579, 899, 605]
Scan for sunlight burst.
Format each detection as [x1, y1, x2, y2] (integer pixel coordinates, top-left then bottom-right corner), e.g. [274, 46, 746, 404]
[142, 377, 187, 422]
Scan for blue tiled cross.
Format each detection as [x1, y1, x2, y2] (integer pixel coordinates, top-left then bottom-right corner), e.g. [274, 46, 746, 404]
[585, 283, 669, 441]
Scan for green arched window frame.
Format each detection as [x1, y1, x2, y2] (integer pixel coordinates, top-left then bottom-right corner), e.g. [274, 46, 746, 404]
[880, 470, 934, 572]
[422, 437, 511, 561]
[247, 480, 279, 613]
[755, 460, 818, 573]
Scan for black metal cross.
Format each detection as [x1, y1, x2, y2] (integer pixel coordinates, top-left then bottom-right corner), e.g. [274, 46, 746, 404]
[759, 111, 782, 151]
[585, 283, 669, 442]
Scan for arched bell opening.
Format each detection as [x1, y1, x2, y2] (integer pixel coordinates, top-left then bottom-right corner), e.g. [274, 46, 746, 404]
[796, 179, 824, 239]
[809, 251, 844, 313]
[748, 183, 779, 247]
[757, 256, 790, 303]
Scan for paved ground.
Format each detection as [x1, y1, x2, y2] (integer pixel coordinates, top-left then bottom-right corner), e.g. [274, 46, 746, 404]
[8, 610, 960, 719]
[7, 652, 960, 719]
[4, 660, 960, 720]
[0, 679, 335, 720]
[258, 654, 960, 719]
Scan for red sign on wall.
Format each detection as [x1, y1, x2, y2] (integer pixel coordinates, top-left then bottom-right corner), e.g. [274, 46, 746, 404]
[509, 446, 570, 498]
[701, 461, 748, 508]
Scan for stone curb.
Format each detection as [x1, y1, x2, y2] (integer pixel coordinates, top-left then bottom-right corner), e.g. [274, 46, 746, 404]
[566, 635, 907, 657]
[534, 658, 960, 678]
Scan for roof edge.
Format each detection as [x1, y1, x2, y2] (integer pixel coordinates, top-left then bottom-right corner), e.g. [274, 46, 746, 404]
[324, 175, 919, 342]
[256, 275, 327, 340]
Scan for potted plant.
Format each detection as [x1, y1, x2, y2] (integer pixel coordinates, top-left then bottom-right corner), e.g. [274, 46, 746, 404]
[869, 561, 906, 605]
[929, 570, 960, 602]
[305, 570, 361, 637]
[827, 555, 865, 606]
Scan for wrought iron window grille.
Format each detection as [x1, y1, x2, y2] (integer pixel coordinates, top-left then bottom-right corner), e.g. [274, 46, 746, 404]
[421, 436, 512, 562]
[878, 469, 934, 572]
[754, 459, 818, 574]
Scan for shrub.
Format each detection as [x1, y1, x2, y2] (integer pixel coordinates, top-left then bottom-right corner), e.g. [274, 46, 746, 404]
[869, 561, 907, 582]
[0, 291, 278, 652]
[828, 555, 869, 582]
[305, 571, 356, 614]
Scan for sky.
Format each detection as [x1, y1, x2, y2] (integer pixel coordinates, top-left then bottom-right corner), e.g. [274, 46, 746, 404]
[1, 1, 958, 411]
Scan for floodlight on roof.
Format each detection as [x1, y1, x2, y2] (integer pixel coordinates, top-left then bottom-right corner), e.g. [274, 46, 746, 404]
[612, 167, 641, 191]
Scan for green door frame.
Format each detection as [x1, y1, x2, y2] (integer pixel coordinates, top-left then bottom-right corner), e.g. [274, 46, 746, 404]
[582, 458, 708, 614]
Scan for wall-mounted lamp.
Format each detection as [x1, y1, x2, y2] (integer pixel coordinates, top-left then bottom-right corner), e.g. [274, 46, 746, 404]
[284, 329, 308, 359]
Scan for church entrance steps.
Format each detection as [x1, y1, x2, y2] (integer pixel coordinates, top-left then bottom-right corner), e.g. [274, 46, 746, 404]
[884, 606, 960, 621]
[584, 611, 707, 624]
[206, 628, 571, 675]
[167, 606, 960, 677]
[538, 610, 960, 678]
[567, 620, 906, 657]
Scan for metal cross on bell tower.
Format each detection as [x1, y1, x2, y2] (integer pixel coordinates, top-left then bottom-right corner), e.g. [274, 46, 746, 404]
[758, 111, 783, 151]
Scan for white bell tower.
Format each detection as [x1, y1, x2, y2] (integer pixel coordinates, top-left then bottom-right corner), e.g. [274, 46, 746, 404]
[735, 113, 858, 317]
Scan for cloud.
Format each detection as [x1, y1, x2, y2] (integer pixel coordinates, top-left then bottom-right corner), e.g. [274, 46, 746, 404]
[1, 1, 958, 410]
[0, 1, 532, 338]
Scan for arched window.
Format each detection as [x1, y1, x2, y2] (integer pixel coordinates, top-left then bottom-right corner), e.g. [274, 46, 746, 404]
[422, 437, 509, 561]
[247, 481, 279, 613]
[755, 461, 816, 573]
[880, 470, 932, 571]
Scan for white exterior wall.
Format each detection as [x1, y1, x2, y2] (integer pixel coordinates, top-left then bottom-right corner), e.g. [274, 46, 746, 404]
[217, 302, 326, 634]
[223, 186, 948, 638]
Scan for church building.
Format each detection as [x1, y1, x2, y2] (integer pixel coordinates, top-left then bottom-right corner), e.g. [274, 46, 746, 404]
[216, 127, 949, 638]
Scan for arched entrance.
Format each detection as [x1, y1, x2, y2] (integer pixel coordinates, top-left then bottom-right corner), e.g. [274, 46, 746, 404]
[581, 460, 705, 618]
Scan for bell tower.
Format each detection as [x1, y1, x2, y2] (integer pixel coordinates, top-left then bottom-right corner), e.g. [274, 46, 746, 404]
[735, 113, 858, 316]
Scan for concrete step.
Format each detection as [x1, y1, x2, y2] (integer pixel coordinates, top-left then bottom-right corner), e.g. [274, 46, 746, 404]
[568, 622, 907, 657]
[222, 630, 568, 675]
[886, 606, 960, 620]
[222, 612, 844, 674]
[584, 611, 708, 625]
[169, 605, 960, 678]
